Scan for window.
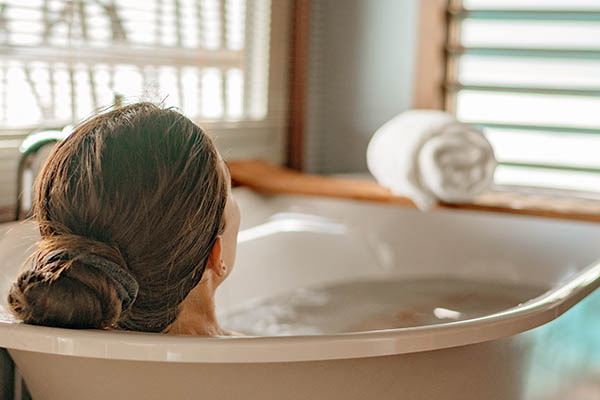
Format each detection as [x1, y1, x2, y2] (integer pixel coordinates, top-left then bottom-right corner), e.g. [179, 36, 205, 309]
[0, 0, 291, 207]
[447, 0, 600, 196]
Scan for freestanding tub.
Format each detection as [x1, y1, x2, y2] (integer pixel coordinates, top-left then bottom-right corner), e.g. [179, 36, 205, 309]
[1, 187, 600, 400]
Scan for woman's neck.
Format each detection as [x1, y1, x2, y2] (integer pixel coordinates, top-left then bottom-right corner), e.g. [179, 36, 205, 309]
[167, 280, 226, 336]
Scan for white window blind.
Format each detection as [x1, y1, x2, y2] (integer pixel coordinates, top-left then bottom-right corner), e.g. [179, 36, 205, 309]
[0, 0, 291, 208]
[447, 0, 600, 196]
[0, 0, 272, 125]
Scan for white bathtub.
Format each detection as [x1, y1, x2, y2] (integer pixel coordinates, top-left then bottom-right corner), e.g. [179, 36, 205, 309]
[1, 187, 600, 399]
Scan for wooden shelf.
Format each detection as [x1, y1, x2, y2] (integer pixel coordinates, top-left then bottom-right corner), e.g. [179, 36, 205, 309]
[229, 159, 600, 224]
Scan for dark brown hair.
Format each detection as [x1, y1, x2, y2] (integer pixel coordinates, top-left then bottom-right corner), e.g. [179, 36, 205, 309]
[7, 102, 227, 332]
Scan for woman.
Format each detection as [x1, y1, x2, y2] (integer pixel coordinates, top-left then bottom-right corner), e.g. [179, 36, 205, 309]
[7, 102, 241, 336]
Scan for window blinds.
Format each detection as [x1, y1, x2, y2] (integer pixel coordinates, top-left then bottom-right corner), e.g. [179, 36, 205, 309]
[0, 0, 290, 208]
[447, 0, 600, 195]
[0, 0, 271, 127]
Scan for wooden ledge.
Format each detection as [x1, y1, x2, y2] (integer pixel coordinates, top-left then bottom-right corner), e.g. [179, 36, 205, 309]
[229, 159, 600, 224]
[4, 160, 598, 224]
[229, 160, 415, 207]
[0, 206, 14, 224]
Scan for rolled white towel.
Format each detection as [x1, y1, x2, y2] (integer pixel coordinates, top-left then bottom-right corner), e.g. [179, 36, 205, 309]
[367, 110, 497, 210]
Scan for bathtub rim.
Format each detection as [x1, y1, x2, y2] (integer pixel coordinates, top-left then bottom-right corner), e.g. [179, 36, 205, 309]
[1, 258, 599, 364]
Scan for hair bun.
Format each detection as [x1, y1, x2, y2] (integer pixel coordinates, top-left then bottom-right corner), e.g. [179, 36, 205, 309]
[7, 234, 132, 329]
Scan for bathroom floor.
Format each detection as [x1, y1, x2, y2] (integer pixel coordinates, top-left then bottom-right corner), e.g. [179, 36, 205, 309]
[550, 375, 600, 400]
[525, 287, 600, 400]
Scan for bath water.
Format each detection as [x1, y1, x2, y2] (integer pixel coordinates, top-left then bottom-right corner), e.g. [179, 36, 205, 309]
[220, 278, 546, 336]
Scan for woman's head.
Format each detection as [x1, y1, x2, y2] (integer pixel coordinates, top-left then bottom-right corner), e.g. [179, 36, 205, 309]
[7, 102, 239, 332]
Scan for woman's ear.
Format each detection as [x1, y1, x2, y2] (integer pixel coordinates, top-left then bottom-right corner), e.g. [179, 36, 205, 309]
[206, 236, 225, 276]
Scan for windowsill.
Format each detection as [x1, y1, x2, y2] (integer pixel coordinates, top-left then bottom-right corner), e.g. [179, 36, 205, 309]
[0, 207, 14, 224]
[4, 160, 598, 225]
[229, 159, 600, 224]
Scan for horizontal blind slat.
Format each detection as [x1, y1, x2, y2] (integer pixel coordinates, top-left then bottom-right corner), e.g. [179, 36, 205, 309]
[495, 165, 600, 194]
[448, 46, 600, 59]
[450, 10, 600, 21]
[446, 83, 600, 97]
[461, 0, 600, 12]
[471, 123, 600, 136]
[483, 127, 600, 170]
[450, 54, 600, 88]
[457, 19, 600, 50]
[500, 163, 600, 175]
[453, 91, 600, 129]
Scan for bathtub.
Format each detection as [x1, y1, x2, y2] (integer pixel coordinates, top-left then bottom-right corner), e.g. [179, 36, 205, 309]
[1, 186, 600, 400]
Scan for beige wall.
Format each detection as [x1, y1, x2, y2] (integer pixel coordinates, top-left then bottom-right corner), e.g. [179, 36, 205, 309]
[304, 0, 420, 173]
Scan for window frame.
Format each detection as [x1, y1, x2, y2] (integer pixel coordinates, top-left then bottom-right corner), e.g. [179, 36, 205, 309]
[412, 0, 600, 222]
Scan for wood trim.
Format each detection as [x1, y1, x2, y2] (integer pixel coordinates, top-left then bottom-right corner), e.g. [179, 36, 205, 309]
[230, 159, 415, 206]
[413, 0, 450, 110]
[0, 206, 15, 223]
[8, 160, 600, 224]
[230, 159, 600, 224]
[286, 0, 310, 171]
[444, 192, 600, 224]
